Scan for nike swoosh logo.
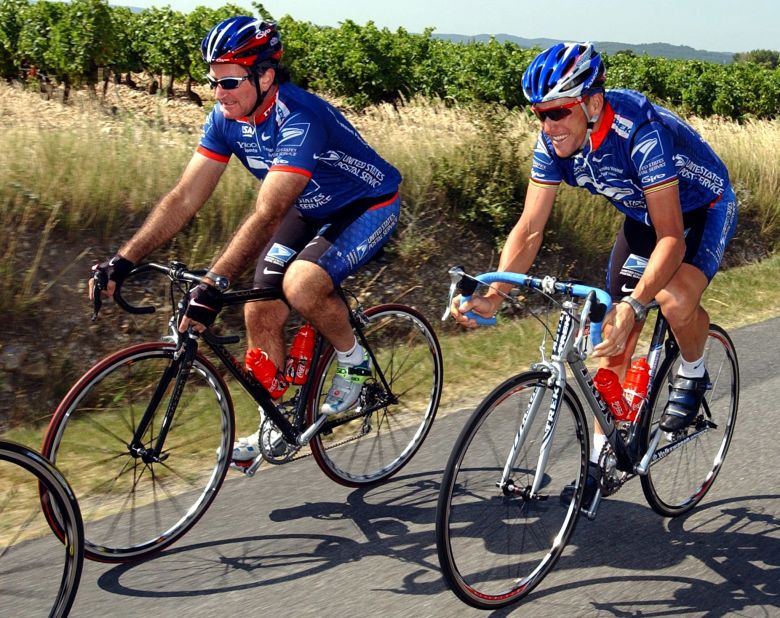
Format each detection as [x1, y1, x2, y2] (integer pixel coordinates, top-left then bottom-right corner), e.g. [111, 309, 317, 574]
[189, 299, 216, 311]
[263, 267, 284, 276]
[261, 133, 271, 141]
[620, 284, 635, 293]
[304, 241, 319, 249]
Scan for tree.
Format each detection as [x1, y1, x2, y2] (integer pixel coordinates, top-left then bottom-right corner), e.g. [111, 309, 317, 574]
[733, 49, 779, 69]
[17, 0, 65, 94]
[132, 6, 189, 97]
[0, 0, 28, 80]
[48, 0, 116, 99]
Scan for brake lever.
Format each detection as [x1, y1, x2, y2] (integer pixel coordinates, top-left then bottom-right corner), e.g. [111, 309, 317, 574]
[91, 269, 108, 322]
[442, 266, 466, 321]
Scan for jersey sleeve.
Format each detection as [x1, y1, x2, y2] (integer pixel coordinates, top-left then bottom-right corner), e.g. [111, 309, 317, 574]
[630, 121, 679, 195]
[529, 133, 562, 188]
[196, 106, 232, 163]
[268, 109, 327, 177]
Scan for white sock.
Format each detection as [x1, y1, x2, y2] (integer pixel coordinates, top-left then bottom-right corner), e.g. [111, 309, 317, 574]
[678, 355, 705, 378]
[590, 433, 607, 464]
[336, 336, 364, 365]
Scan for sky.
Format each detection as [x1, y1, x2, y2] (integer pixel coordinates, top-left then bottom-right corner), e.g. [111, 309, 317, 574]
[120, 0, 779, 54]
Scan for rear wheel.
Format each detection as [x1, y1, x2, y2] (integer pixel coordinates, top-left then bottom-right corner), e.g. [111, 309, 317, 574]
[641, 324, 739, 516]
[436, 372, 588, 609]
[42, 342, 234, 562]
[308, 304, 443, 487]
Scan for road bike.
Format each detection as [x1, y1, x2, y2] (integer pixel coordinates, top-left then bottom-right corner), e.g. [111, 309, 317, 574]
[435, 267, 739, 609]
[40, 261, 443, 563]
[0, 440, 84, 617]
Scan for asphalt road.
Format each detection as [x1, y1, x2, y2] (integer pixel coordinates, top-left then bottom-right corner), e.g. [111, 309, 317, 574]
[6, 317, 780, 617]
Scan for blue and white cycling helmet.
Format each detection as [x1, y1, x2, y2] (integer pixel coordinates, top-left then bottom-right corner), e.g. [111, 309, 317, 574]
[201, 16, 283, 70]
[522, 42, 605, 104]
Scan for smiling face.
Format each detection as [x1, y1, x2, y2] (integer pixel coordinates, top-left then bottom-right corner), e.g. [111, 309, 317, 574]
[534, 94, 603, 158]
[208, 63, 258, 120]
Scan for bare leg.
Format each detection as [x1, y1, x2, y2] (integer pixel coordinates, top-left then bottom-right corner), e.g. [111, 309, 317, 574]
[244, 299, 289, 368]
[655, 263, 710, 363]
[283, 260, 355, 352]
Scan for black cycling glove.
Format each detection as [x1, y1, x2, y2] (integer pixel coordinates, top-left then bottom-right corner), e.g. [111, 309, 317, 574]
[184, 283, 224, 327]
[92, 254, 135, 287]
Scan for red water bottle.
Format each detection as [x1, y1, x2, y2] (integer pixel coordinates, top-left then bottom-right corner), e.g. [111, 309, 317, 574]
[623, 357, 650, 421]
[594, 367, 632, 421]
[285, 324, 315, 385]
[245, 348, 289, 399]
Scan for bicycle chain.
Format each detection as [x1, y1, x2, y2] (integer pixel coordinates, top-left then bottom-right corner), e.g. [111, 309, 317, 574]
[259, 408, 371, 465]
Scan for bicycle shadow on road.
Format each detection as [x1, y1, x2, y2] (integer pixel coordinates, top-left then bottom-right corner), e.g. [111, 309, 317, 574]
[96, 468, 447, 599]
[483, 494, 780, 618]
[97, 471, 779, 617]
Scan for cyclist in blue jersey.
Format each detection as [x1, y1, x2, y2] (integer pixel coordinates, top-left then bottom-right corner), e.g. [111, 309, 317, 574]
[451, 42, 737, 503]
[90, 17, 403, 462]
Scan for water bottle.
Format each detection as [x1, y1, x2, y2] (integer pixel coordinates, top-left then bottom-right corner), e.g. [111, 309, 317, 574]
[245, 347, 288, 399]
[593, 367, 632, 422]
[285, 324, 315, 385]
[623, 357, 650, 421]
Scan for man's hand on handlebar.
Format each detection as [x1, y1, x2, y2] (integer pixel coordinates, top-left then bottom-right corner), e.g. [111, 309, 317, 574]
[450, 294, 499, 328]
[89, 255, 135, 301]
[178, 283, 224, 334]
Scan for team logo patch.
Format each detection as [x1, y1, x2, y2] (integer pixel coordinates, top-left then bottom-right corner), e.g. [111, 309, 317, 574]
[631, 130, 664, 170]
[622, 254, 648, 275]
[278, 123, 309, 147]
[267, 243, 297, 267]
[241, 124, 255, 137]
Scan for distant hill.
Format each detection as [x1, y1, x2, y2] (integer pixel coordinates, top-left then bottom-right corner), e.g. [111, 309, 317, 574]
[434, 33, 735, 64]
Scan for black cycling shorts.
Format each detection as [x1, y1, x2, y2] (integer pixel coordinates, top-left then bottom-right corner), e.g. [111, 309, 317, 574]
[253, 192, 400, 292]
[606, 185, 737, 300]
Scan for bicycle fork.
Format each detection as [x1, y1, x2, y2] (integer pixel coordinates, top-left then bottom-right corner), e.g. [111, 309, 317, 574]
[128, 336, 198, 464]
[497, 367, 571, 506]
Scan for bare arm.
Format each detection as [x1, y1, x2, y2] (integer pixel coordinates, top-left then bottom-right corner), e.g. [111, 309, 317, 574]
[481, 182, 558, 310]
[452, 182, 557, 325]
[119, 152, 227, 262]
[593, 183, 686, 357]
[207, 170, 310, 281]
[627, 184, 686, 306]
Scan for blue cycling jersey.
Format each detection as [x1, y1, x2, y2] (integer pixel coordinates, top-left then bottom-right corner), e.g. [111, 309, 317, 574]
[197, 82, 401, 219]
[530, 89, 731, 224]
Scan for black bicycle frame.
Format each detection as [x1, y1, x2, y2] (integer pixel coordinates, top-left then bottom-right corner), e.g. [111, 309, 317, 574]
[126, 284, 398, 455]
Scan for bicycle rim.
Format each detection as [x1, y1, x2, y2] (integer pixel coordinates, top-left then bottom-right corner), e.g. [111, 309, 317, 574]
[641, 325, 739, 516]
[308, 304, 443, 487]
[436, 372, 587, 609]
[1, 440, 84, 618]
[41, 342, 234, 562]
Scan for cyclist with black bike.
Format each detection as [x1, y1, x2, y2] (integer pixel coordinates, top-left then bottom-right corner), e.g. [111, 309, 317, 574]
[90, 16, 402, 464]
[450, 42, 738, 504]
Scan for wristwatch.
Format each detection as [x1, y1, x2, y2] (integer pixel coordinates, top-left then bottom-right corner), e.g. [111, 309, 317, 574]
[620, 296, 647, 322]
[205, 270, 230, 292]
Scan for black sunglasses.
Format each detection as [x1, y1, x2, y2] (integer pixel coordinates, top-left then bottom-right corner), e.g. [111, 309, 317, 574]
[205, 74, 251, 90]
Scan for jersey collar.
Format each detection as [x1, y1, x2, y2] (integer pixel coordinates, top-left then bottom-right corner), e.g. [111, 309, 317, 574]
[239, 84, 279, 125]
[589, 101, 615, 151]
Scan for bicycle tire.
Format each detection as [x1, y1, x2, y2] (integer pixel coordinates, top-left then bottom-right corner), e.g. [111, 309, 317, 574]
[1, 440, 84, 618]
[436, 371, 588, 609]
[640, 324, 739, 517]
[307, 304, 443, 487]
[41, 342, 235, 562]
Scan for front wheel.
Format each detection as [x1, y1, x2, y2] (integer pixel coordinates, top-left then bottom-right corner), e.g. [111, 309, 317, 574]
[41, 342, 235, 562]
[1, 440, 84, 618]
[436, 371, 589, 609]
[307, 304, 443, 487]
[640, 324, 739, 517]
